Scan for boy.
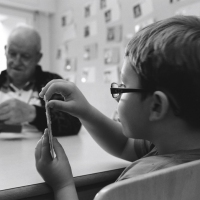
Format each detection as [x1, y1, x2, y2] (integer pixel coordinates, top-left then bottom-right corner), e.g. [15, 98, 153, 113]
[35, 15, 200, 200]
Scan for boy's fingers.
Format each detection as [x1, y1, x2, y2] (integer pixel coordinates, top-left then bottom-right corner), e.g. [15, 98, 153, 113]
[39, 79, 62, 95]
[39, 79, 66, 98]
[41, 129, 52, 162]
[35, 137, 43, 160]
[45, 81, 74, 101]
[48, 100, 73, 113]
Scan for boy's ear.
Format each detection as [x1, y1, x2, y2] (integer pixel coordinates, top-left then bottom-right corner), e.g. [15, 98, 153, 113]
[149, 91, 169, 121]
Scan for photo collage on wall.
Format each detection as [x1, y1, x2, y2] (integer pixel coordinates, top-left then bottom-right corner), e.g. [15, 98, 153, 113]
[81, 0, 122, 84]
[56, 9, 78, 82]
[102, 0, 122, 84]
[132, 0, 155, 34]
[55, 0, 198, 89]
[57, 0, 157, 84]
[82, 0, 98, 83]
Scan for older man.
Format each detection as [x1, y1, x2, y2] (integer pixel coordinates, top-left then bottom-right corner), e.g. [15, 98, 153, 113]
[0, 26, 81, 136]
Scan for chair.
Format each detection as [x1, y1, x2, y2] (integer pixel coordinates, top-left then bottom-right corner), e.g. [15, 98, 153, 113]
[94, 159, 200, 200]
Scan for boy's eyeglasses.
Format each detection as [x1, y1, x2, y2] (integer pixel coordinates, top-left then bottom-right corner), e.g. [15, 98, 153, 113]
[110, 82, 181, 116]
[110, 82, 148, 99]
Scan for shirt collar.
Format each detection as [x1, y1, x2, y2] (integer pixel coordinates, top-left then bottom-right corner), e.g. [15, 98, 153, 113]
[2, 75, 35, 92]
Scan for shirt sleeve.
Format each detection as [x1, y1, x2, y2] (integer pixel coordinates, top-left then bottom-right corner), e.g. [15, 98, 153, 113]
[133, 139, 155, 159]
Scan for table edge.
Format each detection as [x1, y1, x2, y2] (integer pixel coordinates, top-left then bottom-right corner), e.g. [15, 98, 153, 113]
[0, 168, 125, 200]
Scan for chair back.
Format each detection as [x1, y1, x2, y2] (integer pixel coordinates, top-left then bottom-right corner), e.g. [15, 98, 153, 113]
[94, 160, 200, 200]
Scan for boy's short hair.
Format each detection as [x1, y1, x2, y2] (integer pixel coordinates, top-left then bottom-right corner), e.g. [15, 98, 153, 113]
[126, 15, 200, 128]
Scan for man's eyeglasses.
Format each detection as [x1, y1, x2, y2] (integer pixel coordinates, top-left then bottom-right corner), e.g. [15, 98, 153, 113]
[110, 82, 148, 99]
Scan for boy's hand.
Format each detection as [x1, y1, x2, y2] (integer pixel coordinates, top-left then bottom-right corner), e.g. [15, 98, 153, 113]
[35, 129, 74, 191]
[39, 79, 91, 120]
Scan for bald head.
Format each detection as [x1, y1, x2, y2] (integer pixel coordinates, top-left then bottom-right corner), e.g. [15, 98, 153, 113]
[5, 25, 43, 88]
[7, 26, 41, 53]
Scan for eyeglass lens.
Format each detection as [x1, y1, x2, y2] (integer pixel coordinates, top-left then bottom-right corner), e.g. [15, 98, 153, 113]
[111, 83, 123, 98]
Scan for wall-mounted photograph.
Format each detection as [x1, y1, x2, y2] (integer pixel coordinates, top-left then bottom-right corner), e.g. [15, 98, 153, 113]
[104, 47, 120, 64]
[107, 24, 122, 42]
[83, 43, 98, 60]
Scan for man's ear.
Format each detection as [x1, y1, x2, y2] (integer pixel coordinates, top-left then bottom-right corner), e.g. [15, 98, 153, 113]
[149, 91, 170, 121]
[36, 52, 43, 63]
[4, 45, 7, 55]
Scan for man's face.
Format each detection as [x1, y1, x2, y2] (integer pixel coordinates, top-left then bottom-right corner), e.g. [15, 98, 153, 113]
[5, 37, 40, 86]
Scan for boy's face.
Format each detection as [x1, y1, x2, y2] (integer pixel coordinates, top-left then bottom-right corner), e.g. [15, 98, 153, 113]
[117, 57, 151, 139]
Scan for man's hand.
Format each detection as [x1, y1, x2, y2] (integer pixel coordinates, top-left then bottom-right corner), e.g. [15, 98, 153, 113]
[0, 99, 36, 124]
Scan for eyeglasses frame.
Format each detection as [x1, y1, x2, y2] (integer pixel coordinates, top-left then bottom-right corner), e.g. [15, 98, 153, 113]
[110, 82, 181, 115]
[110, 82, 149, 99]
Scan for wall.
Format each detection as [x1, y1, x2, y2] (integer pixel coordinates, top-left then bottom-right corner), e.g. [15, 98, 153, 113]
[34, 12, 52, 72]
[50, 0, 200, 118]
[0, 0, 55, 13]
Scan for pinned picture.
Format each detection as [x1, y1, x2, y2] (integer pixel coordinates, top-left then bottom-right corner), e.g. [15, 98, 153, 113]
[107, 27, 114, 41]
[100, 0, 106, 9]
[85, 5, 91, 17]
[105, 0, 121, 23]
[64, 57, 77, 72]
[105, 10, 111, 22]
[64, 43, 69, 53]
[61, 16, 67, 27]
[61, 10, 74, 27]
[107, 25, 122, 42]
[81, 67, 96, 83]
[56, 45, 66, 60]
[132, 0, 153, 19]
[83, 43, 98, 60]
[62, 23, 77, 42]
[133, 4, 142, 18]
[84, 20, 97, 37]
[84, 1, 97, 17]
[84, 26, 90, 37]
[56, 48, 62, 60]
[61, 10, 77, 42]
[104, 47, 120, 65]
[103, 65, 119, 83]
[65, 74, 76, 83]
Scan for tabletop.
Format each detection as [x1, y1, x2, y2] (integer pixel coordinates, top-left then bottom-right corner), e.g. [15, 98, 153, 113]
[0, 126, 131, 199]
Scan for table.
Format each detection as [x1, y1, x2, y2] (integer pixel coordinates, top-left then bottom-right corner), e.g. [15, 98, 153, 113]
[0, 126, 131, 200]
